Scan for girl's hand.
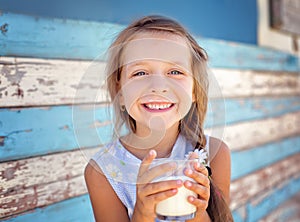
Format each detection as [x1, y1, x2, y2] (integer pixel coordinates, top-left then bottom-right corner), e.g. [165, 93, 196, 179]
[184, 161, 210, 214]
[131, 150, 183, 222]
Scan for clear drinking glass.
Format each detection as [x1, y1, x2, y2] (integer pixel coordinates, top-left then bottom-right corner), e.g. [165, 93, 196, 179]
[151, 159, 197, 221]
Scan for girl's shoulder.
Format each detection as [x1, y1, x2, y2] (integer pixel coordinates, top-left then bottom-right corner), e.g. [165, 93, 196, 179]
[207, 136, 230, 164]
[208, 136, 231, 203]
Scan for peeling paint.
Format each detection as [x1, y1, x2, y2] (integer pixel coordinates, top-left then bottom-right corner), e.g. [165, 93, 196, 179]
[0, 23, 8, 35]
[59, 125, 70, 130]
[2, 167, 16, 180]
[0, 136, 5, 146]
[36, 78, 57, 86]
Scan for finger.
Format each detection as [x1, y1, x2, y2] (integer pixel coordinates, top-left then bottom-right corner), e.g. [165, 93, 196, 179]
[193, 162, 209, 177]
[187, 195, 209, 211]
[184, 180, 210, 201]
[184, 167, 210, 187]
[143, 161, 177, 183]
[187, 152, 198, 160]
[138, 150, 157, 178]
[142, 180, 183, 196]
[149, 188, 179, 204]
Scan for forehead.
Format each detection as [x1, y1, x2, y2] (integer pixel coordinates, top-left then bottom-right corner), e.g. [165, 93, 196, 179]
[121, 32, 191, 69]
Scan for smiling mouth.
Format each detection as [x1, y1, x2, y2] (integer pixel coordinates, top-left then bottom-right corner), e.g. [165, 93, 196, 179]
[143, 103, 175, 110]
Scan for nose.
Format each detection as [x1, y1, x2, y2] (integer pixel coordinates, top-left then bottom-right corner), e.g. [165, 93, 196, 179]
[149, 75, 169, 93]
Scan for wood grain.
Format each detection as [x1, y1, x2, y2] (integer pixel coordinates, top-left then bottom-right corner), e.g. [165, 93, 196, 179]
[1, 56, 299, 107]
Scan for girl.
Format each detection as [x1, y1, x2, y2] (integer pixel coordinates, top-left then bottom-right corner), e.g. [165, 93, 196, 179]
[85, 15, 233, 222]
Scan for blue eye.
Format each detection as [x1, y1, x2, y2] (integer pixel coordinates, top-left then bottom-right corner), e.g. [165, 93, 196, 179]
[169, 70, 183, 75]
[133, 71, 147, 76]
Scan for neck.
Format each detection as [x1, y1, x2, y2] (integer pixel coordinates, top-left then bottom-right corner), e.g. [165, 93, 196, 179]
[120, 123, 179, 160]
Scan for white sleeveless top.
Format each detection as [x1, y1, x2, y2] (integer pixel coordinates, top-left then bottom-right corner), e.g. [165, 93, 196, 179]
[92, 134, 209, 222]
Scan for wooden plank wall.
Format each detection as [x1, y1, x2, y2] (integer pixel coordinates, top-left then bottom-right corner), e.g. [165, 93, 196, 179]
[0, 12, 300, 222]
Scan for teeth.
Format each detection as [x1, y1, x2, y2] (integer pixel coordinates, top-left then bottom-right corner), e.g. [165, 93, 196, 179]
[145, 103, 172, 110]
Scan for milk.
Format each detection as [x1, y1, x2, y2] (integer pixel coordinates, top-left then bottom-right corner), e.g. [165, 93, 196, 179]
[155, 176, 197, 217]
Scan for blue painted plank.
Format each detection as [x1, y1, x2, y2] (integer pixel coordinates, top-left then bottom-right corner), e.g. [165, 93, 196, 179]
[231, 178, 300, 222]
[0, 0, 258, 44]
[201, 39, 300, 71]
[1, 96, 300, 162]
[0, 105, 113, 162]
[2, 178, 300, 222]
[205, 96, 300, 127]
[247, 177, 300, 222]
[231, 137, 300, 180]
[0, 12, 299, 71]
[232, 210, 246, 222]
[262, 191, 300, 222]
[0, 12, 123, 60]
[1, 194, 94, 222]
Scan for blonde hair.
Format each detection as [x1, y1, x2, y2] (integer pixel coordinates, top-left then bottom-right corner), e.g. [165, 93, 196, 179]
[105, 15, 233, 222]
[106, 15, 208, 149]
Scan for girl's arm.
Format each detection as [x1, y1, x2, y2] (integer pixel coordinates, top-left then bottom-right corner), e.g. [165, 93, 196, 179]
[209, 137, 231, 204]
[84, 160, 130, 222]
[186, 137, 231, 222]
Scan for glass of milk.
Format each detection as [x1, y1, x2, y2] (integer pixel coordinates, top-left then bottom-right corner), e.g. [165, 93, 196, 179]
[151, 159, 198, 221]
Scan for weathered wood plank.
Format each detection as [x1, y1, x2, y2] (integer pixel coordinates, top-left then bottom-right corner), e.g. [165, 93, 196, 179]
[0, 12, 299, 71]
[1, 56, 299, 107]
[0, 105, 112, 162]
[259, 192, 300, 222]
[0, 148, 97, 219]
[230, 153, 300, 210]
[231, 136, 300, 180]
[224, 111, 300, 151]
[232, 177, 300, 222]
[1, 103, 299, 161]
[1, 145, 300, 219]
[210, 68, 300, 98]
[213, 96, 300, 126]
[0, 57, 107, 107]
[0, 194, 94, 222]
[1, 147, 300, 220]
[246, 177, 300, 221]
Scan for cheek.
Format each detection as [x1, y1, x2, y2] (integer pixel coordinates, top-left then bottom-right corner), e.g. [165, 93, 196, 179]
[172, 80, 194, 117]
[120, 79, 149, 109]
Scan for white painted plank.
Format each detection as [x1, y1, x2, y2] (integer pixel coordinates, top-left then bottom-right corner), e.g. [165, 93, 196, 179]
[1, 56, 299, 107]
[1, 147, 299, 218]
[0, 57, 107, 107]
[0, 148, 97, 218]
[210, 68, 300, 98]
[222, 111, 300, 151]
[259, 192, 300, 222]
[230, 153, 300, 210]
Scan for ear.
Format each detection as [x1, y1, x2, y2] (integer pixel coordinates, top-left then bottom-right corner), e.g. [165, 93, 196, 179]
[119, 92, 125, 106]
[192, 92, 196, 102]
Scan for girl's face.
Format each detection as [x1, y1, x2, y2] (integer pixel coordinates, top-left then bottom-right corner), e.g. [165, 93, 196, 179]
[119, 32, 194, 135]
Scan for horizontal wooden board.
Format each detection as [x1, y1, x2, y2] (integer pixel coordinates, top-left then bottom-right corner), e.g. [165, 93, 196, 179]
[1, 102, 299, 161]
[231, 136, 300, 180]
[0, 12, 299, 71]
[1, 148, 300, 220]
[211, 68, 300, 98]
[0, 104, 113, 162]
[1, 56, 300, 107]
[233, 177, 300, 222]
[1, 142, 300, 218]
[246, 177, 300, 221]
[0, 148, 96, 218]
[214, 96, 300, 126]
[230, 153, 300, 210]
[224, 111, 300, 151]
[0, 57, 107, 107]
[0, 194, 94, 222]
[259, 191, 300, 222]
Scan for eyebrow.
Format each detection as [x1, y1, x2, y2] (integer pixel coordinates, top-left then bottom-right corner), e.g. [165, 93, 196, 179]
[126, 60, 189, 69]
